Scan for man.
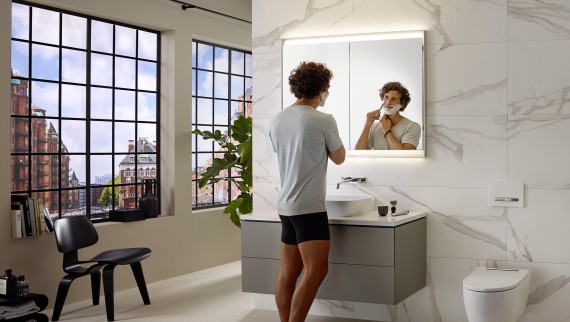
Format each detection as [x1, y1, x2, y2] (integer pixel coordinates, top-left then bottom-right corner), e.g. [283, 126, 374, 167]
[269, 61, 346, 322]
[354, 81, 421, 150]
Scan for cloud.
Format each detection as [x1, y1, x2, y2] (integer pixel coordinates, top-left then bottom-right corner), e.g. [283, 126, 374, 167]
[138, 31, 157, 60]
[62, 14, 86, 48]
[31, 81, 58, 115]
[31, 7, 60, 45]
[61, 119, 86, 153]
[62, 49, 86, 83]
[115, 90, 136, 120]
[90, 87, 112, 119]
[138, 61, 156, 91]
[91, 54, 112, 85]
[91, 20, 113, 53]
[138, 92, 157, 121]
[11, 3, 29, 40]
[61, 84, 86, 118]
[115, 57, 136, 88]
[115, 25, 136, 57]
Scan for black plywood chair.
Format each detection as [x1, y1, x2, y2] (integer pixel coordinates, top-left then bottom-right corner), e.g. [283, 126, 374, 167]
[52, 215, 151, 321]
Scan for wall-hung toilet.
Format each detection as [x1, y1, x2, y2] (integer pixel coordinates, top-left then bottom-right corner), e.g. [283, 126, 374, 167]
[463, 267, 531, 322]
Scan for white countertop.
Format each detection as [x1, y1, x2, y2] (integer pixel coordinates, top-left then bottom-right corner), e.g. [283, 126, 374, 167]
[241, 210, 426, 227]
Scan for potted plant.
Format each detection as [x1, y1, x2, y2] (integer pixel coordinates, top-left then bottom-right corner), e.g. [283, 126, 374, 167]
[192, 115, 252, 228]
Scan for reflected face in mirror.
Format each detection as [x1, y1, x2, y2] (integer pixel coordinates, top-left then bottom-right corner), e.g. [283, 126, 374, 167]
[383, 91, 401, 106]
[355, 82, 421, 151]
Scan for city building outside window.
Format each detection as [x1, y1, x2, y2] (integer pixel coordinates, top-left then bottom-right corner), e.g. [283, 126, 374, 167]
[10, 0, 160, 221]
[191, 40, 252, 209]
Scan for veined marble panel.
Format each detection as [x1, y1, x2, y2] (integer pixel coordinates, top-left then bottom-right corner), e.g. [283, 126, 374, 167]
[252, 117, 279, 184]
[352, 116, 508, 187]
[311, 299, 354, 319]
[508, 115, 570, 189]
[508, 0, 570, 42]
[354, 0, 506, 49]
[508, 189, 570, 263]
[253, 182, 279, 214]
[252, 52, 282, 119]
[508, 40, 570, 115]
[503, 261, 570, 322]
[353, 186, 507, 260]
[252, 0, 354, 54]
[425, 42, 507, 116]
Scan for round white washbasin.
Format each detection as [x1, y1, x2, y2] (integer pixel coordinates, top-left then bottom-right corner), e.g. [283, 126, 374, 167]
[325, 195, 374, 217]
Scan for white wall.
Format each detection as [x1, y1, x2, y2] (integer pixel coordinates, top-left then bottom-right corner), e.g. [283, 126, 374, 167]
[0, 0, 250, 307]
[251, 0, 570, 321]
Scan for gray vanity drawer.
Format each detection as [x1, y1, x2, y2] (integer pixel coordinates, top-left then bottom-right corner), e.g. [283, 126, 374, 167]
[242, 220, 281, 259]
[329, 225, 394, 266]
[241, 220, 395, 266]
[318, 262, 395, 304]
[242, 257, 395, 304]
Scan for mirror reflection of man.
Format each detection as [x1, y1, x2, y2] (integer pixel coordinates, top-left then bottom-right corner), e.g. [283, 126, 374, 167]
[354, 81, 421, 150]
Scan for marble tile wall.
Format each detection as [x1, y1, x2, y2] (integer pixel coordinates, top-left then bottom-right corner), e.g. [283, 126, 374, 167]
[251, 0, 570, 321]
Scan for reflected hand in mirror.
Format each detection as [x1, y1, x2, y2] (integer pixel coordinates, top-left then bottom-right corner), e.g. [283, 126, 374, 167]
[354, 81, 421, 150]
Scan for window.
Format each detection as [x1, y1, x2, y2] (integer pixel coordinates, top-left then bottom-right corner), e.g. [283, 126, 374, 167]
[10, 1, 160, 221]
[191, 40, 252, 210]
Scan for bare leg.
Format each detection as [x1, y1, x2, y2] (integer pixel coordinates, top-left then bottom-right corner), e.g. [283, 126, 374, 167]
[275, 243, 303, 322]
[289, 240, 330, 322]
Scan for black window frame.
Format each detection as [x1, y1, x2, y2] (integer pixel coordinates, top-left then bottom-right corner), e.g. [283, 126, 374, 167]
[191, 39, 252, 210]
[10, 0, 161, 222]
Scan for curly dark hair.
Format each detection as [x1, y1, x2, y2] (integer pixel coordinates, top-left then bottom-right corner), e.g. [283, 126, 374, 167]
[379, 81, 411, 111]
[288, 61, 333, 99]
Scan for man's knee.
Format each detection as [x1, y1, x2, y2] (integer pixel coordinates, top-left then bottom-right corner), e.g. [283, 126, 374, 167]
[279, 266, 303, 284]
[304, 262, 328, 282]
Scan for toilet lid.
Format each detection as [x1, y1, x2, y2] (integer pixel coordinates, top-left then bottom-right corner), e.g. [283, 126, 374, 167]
[463, 267, 530, 292]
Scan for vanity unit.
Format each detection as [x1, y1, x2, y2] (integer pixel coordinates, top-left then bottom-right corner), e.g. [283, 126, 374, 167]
[241, 212, 426, 304]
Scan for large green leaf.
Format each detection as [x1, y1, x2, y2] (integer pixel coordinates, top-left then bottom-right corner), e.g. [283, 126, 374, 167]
[231, 115, 251, 143]
[237, 136, 252, 167]
[237, 192, 253, 215]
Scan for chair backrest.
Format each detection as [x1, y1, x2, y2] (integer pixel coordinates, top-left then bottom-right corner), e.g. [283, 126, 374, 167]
[54, 216, 99, 253]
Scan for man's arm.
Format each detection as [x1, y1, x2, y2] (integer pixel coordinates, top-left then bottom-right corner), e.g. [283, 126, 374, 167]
[328, 145, 346, 165]
[354, 110, 379, 150]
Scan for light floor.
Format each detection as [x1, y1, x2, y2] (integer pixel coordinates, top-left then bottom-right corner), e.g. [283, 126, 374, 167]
[43, 261, 368, 322]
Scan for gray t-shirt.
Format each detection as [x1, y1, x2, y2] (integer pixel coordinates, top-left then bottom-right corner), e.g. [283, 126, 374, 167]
[269, 105, 343, 216]
[367, 117, 421, 150]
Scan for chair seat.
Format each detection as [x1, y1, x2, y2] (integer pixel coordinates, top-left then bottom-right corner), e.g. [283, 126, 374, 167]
[91, 248, 151, 265]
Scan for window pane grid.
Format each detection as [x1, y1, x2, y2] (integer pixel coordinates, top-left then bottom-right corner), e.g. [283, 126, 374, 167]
[11, 0, 160, 222]
[192, 40, 251, 210]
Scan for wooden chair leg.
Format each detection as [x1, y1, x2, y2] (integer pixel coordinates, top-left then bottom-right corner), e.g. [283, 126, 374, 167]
[90, 271, 101, 305]
[52, 275, 75, 321]
[130, 262, 151, 305]
[102, 265, 117, 321]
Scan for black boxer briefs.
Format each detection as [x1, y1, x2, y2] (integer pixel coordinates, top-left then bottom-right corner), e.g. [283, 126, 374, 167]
[279, 212, 330, 245]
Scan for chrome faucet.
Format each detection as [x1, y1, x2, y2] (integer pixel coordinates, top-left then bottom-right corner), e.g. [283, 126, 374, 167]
[336, 177, 366, 189]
